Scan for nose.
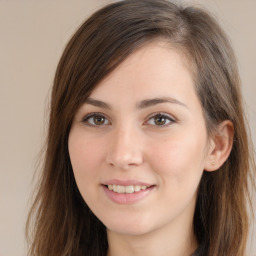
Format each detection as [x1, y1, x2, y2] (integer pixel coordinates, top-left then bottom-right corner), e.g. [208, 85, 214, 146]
[106, 125, 144, 170]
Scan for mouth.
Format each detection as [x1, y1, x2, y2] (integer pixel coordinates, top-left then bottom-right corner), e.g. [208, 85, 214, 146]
[105, 184, 153, 194]
[102, 182, 156, 204]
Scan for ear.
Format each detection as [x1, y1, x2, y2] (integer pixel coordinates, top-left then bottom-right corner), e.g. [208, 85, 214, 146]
[204, 120, 234, 172]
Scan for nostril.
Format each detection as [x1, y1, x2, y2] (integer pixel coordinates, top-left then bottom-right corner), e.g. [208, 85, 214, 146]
[106, 151, 143, 169]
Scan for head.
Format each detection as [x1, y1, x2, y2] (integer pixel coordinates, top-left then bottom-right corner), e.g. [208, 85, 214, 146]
[27, 1, 253, 256]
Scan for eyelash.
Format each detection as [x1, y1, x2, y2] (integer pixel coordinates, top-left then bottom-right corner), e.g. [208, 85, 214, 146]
[81, 112, 176, 127]
[145, 112, 176, 127]
[81, 112, 111, 127]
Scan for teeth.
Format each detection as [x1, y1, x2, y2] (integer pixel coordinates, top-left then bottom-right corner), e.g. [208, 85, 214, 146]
[134, 185, 141, 192]
[118, 185, 126, 193]
[108, 185, 149, 194]
[125, 185, 134, 194]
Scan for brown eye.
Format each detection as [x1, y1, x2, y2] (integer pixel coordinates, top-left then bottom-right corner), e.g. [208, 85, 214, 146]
[146, 113, 175, 126]
[82, 113, 110, 126]
[154, 115, 167, 125]
[93, 115, 105, 125]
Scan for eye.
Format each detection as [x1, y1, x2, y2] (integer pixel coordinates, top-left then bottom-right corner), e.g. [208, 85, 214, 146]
[82, 113, 110, 126]
[146, 113, 175, 126]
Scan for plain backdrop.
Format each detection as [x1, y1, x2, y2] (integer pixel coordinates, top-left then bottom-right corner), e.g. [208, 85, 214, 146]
[0, 1, 255, 255]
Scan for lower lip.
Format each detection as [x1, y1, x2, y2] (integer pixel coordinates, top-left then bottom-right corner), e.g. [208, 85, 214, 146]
[102, 185, 155, 204]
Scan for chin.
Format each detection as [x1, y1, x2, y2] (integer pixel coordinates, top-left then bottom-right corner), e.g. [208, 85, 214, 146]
[103, 214, 155, 236]
[107, 225, 152, 237]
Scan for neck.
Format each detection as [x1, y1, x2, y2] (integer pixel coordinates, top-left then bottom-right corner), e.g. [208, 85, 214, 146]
[107, 217, 197, 256]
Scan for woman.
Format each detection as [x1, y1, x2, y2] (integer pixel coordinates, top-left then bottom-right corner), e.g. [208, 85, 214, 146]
[26, 0, 255, 255]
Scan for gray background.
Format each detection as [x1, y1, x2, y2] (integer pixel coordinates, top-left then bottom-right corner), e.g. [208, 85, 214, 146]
[0, 0, 255, 255]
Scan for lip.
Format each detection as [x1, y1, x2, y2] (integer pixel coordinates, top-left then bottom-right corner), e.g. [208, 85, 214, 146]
[101, 180, 155, 204]
[102, 179, 152, 187]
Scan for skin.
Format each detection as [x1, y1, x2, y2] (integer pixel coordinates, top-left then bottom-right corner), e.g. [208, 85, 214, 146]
[68, 41, 233, 256]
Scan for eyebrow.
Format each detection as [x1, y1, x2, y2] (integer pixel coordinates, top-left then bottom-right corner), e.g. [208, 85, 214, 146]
[137, 97, 188, 109]
[84, 96, 187, 110]
[84, 98, 112, 109]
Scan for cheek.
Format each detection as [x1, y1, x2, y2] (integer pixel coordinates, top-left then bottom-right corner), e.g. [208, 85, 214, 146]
[149, 132, 207, 185]
[69, 129, 106, 170]
[68, 130, 106, 199]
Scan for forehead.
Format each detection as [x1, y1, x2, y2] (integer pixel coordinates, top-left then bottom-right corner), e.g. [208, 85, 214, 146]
[90, 40, 196, 103]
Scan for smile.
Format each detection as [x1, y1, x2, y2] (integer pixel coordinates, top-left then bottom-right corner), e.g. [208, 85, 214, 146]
[107, 184, 149, 194]
[102, 183, 155, 204]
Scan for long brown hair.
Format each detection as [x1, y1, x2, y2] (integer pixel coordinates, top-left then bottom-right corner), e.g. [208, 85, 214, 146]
[26, 0, 255, 255]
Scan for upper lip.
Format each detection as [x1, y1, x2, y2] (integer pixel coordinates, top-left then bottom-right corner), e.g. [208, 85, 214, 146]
[102, 179, 153, 187]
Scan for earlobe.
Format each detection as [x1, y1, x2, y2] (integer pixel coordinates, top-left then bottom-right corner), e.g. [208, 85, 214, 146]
[204, 120, 234, 172]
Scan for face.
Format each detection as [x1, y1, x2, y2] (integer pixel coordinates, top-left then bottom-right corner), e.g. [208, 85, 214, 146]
[68, 41, 211, 237]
